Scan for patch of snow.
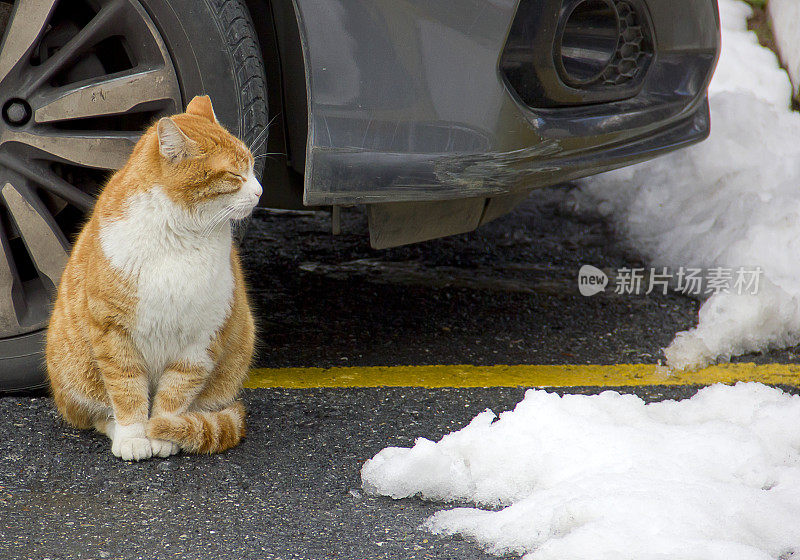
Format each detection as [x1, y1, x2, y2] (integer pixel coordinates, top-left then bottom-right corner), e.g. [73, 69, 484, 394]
[770, 0, 800, 99]
[579, 0, 800, 370]
[362, 383, 800, 559]
[712, 0, 792, 106]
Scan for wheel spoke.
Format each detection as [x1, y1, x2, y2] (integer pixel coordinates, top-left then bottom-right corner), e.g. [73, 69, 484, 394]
[0, 154, 95, 211]
[10, 130, 137, 170]
[20, 0, 124, 98]
[33, 66, 178, 123]
[0, 0, 59, 85]
[27, 166, 96, 211]
[1, 182, 69, 293]
[0, 218, 23, 333]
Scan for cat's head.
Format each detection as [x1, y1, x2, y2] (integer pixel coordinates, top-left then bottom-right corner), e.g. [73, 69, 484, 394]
[147, 95, 263, 229]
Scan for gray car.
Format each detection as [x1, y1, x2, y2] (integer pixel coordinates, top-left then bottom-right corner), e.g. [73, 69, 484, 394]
[0, 0, 719, 390]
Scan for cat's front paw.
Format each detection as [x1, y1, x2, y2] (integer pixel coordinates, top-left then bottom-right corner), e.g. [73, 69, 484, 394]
[111, 423, 152, 461]
[112, 436, 153, 461]
[149, 438, 180, 458]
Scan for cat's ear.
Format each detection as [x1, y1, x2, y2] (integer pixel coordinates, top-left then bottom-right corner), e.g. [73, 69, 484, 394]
[185, 95, 218, 123]
[157, 117, 196, 162]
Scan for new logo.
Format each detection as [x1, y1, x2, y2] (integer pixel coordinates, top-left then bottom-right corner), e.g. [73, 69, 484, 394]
[578, 265, 608, 296]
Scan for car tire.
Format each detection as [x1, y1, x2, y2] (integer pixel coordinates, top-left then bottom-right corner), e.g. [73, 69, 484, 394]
[0, 0, 268, 392]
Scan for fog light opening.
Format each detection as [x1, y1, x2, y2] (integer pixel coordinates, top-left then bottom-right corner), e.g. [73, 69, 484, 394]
[557, 0, 620, 86]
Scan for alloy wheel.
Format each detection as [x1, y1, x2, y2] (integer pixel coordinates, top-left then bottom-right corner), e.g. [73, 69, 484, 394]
[0, 0, 181, 337]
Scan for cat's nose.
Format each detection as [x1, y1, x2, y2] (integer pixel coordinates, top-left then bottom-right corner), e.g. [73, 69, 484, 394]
[249, 177, 262, 199]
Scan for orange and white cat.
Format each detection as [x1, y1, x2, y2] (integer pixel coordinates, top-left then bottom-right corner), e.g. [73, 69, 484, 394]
[46, 95, 260, 461]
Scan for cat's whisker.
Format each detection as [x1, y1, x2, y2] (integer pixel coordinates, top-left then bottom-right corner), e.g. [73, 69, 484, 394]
[248, 112, 281, 154]
[245, 115, 278, 152]
[253, 153, 282, 162]
[248, 128, 269, 153]
[200, 200, 255, 238]
[201, 206, 237, 237]
[197, 207, 229, 236]
[208, 211, 248, 237]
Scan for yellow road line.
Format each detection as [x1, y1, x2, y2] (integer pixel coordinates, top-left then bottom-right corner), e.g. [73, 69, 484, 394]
[244, 363, 800, 389]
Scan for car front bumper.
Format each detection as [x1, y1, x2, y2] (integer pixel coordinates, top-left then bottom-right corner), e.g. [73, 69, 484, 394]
[292, 0, 720, 207]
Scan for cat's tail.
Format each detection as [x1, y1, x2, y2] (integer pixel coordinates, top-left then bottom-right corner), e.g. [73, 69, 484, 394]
[147, 401, 246, 454]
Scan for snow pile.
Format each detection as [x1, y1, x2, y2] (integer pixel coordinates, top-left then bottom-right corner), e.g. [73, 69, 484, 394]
[770, 0, 800, 99]
[362, 383, 800, 560]
[710, 0, 792, 105]
[579, 0, 800, 370]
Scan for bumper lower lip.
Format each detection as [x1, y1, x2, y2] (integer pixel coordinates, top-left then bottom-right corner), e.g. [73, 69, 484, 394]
[304, 96, 710, 207]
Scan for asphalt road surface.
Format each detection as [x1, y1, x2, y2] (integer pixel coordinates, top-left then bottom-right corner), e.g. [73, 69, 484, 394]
[2, 185, 798, 560]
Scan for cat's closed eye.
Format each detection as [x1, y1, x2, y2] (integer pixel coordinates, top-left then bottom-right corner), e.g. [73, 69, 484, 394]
[226, 172, 246, 182]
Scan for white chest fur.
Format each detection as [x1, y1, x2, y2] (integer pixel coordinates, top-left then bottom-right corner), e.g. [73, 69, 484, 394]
[99, 187, 234, 375]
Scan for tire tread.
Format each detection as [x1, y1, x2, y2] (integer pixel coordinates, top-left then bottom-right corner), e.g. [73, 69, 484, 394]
[206, 0, 270, 176]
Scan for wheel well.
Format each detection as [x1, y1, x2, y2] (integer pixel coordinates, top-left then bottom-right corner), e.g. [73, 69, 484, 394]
[244, 0, 309, 209]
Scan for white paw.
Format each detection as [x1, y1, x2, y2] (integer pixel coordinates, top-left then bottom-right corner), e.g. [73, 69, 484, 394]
[111, 422, 152, 461]
[149, 438, 180, 458]
[112, 436, 153, 461]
